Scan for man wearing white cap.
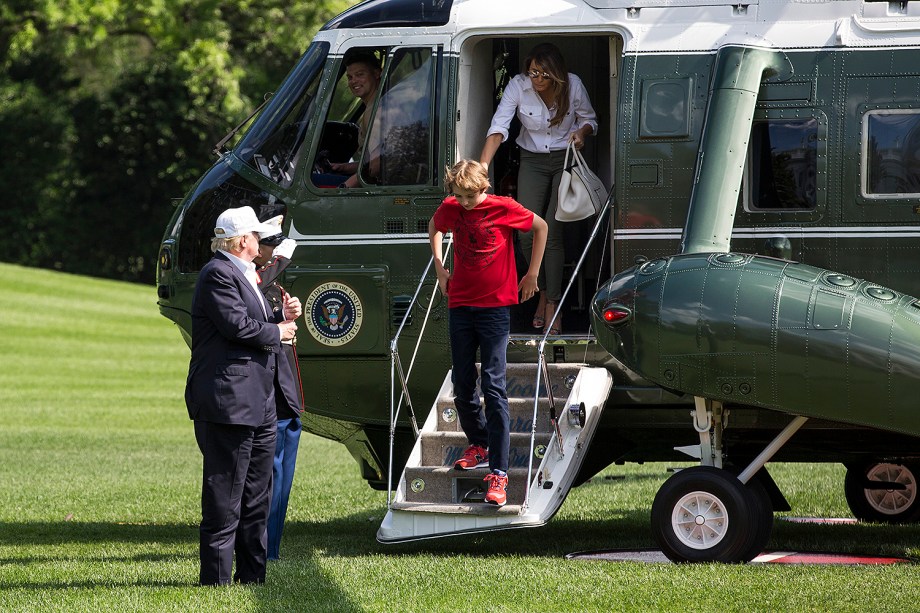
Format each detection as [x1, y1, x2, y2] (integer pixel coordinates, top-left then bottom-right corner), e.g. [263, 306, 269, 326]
[185, 205, 302, 586]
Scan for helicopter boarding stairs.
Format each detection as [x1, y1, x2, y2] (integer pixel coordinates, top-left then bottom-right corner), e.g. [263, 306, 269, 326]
[379, 199, 614, 542]
[377, 361, 612, 542]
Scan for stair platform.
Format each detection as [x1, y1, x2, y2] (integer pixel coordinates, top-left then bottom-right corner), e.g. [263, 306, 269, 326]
[390, 502, 524, 515]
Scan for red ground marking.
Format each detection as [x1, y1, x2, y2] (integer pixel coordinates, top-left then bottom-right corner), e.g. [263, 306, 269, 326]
[754, 552, 909, 565]
[566, 549, 911, 565]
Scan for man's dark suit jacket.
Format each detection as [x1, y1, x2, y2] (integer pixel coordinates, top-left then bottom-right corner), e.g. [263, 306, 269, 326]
[185, 251, 284, 426]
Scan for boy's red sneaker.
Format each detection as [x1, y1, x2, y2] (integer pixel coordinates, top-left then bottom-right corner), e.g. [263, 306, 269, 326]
[483, 473, 508, 506]
[454, 444, 489, 470]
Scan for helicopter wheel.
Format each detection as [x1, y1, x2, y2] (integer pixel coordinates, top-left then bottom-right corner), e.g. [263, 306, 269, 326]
[844, 461, 920, 524]
[651, 466, 765, 563]
[737, 474, 774, 561]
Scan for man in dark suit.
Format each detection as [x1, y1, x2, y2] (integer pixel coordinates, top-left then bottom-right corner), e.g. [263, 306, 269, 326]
[185, 205, 301, 586]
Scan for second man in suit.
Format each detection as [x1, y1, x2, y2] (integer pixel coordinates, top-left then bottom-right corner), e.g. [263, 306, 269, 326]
[254, 217, 304, 561]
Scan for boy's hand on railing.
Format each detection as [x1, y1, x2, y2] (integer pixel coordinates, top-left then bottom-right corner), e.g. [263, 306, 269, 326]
[435, 261, 451, 296]
[518, 272, 539, 302]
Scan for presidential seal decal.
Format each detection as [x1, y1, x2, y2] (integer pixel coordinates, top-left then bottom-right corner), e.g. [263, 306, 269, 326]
[305, 282, 363, 346]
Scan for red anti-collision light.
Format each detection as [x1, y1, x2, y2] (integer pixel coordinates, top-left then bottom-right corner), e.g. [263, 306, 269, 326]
[603, 307, 630, 324]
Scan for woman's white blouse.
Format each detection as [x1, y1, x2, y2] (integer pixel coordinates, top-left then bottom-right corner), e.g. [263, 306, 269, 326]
[487, 73, 598, 153]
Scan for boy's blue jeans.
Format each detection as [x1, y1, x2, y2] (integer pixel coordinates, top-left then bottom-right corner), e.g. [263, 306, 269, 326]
[448, 305, 511, 473]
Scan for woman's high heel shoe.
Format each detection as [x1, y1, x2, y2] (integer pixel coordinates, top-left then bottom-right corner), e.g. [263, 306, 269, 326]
[531, 292, 547, 329]
[545, 300, 561, 335]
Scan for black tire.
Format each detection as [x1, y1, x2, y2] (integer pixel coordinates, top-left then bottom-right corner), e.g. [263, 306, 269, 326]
[844, 462, 920, 524]
[651, 466, 757, 563]
[721, 463, 777, 561]
[737, 476, 774, 562]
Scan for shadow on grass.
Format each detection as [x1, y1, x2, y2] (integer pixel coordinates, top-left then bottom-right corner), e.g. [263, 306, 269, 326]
[0, 512, 651, 562]
[2, 510, 916, 598]
[577, 470, 686, 486]
[0, 578, 193, 590]
[770, 518, 920, 559]
[281, 506, 920, 562]
[282, 508, 652, 559]
[0, 520, 195, 548]
[0, 521, 366, 611]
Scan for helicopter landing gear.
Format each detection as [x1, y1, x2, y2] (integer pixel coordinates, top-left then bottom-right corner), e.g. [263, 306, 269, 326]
[844, 461, 920, 524]
[653, 399, 806, 563]
[651, 466, 773, 563]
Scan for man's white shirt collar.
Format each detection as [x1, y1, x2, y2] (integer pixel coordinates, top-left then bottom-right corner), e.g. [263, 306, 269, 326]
[220, 249, 255, 276]
[219, 250, 267, 318]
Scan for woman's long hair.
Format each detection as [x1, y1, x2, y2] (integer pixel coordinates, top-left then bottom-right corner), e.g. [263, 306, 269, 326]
[523, 43, 570, 128]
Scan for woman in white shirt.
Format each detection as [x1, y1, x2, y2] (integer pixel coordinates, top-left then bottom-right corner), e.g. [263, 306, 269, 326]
[479, 43, 597, 334]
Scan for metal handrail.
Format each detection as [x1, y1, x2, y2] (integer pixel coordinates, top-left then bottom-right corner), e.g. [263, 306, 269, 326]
[523, 198, 613, 510]
[386, 237, 452, 507]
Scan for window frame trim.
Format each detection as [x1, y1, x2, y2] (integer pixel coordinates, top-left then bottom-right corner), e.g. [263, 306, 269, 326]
[860, 107, 920, 201]
[234, 41, 332, 189]
[356, 44, 441, 189]
[303, 43, 445, 194]
[742, 108, 827, 218]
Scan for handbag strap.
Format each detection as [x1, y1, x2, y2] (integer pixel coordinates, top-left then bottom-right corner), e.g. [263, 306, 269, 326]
[563, 140, 574, 170]
[571, 143, 588, 171]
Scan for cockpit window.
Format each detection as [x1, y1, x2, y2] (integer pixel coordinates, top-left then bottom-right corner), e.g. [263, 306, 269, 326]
[748, 118, 818, 210]
[863, 110, 920, 198]
[311, 46, 438, 190]
[235, 42, 330, 188]
[362, 47, 436, 186]
[310, 48, 386, 189]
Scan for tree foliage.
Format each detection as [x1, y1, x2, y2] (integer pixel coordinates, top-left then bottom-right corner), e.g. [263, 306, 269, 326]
[0, 0, 353, 282]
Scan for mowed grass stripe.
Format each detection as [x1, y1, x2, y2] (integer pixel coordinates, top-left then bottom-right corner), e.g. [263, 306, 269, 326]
[0, 262, 916, 612]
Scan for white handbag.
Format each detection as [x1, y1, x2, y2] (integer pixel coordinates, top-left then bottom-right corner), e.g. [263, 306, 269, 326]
[555, 142, 608, 222]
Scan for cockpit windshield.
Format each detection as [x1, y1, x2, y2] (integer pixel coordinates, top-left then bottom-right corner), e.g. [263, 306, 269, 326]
[235, 42, 330, 188]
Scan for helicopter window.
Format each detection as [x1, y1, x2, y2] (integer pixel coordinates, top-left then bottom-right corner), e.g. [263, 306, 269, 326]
[234, 42, 329, 188]
[310, 48, 387, 189]
[361, 47, 436, 186]
[748, 119, 818, 210]
[863, 110, 920, 198]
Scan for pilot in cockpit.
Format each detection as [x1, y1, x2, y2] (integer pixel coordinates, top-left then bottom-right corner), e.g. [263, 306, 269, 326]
[327, 51, 382, 188]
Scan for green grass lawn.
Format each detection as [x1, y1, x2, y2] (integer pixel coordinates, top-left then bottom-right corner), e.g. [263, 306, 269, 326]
[0, 262, 916, 612]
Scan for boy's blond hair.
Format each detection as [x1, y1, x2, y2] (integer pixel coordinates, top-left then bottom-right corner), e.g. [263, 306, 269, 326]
[445, 160, 490, 194]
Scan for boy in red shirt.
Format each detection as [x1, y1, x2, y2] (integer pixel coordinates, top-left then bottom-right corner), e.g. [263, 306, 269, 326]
[429, 160, 548, 505]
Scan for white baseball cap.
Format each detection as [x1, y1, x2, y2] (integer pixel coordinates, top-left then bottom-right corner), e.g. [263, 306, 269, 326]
[214, 206, 276, 238]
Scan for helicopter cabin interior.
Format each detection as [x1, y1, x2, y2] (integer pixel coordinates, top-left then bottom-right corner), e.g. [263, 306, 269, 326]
[459, 34, 619, 334]
[460, 35, 617, 334]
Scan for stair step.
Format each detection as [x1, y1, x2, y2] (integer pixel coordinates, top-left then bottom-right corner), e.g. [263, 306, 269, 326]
[390, 501, 524, 516]
[420, 431, 551, 468]
[504, 361, 584, 376]
[434, 364, 584, 400]
[503, 363, 585, 400]
[403, 466, 533, 505]
[433, 397, 556, 434]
